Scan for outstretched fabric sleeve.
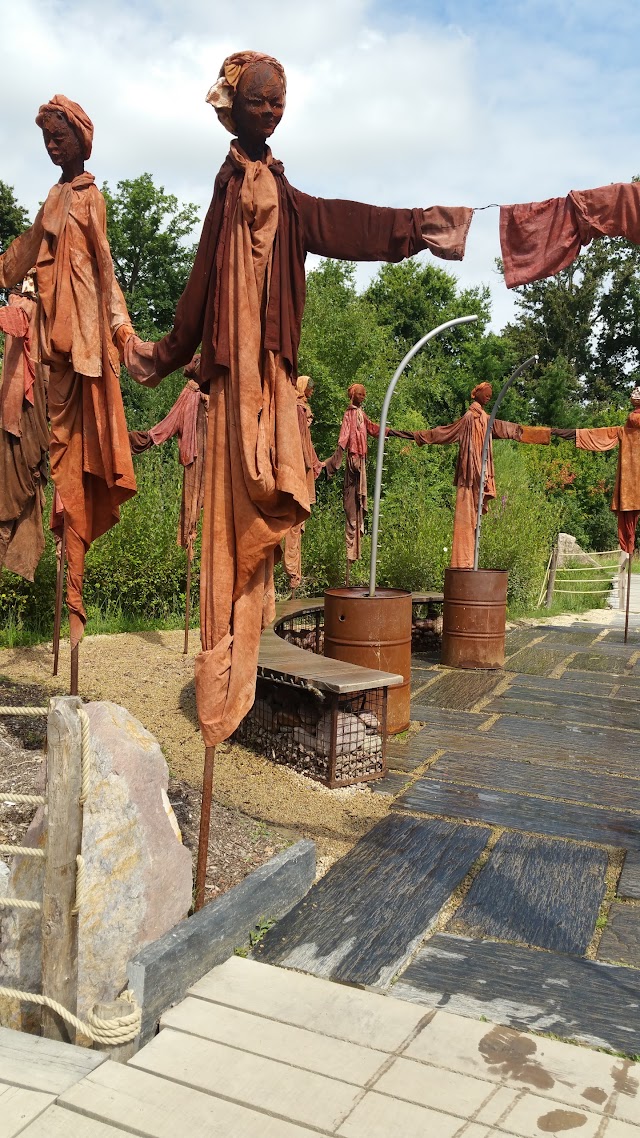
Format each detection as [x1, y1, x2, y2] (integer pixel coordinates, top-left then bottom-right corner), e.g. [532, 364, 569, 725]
[500, 182, 640, 289]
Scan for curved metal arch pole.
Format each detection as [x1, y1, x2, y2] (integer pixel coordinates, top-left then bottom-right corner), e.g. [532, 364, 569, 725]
[368, 315, 479, 598]
[473, 354, 539, 572]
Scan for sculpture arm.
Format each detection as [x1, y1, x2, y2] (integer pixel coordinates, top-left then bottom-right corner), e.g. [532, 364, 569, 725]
[551, 428, 577, 441]
[492, 420, 551, 444]
[413, 420, 463, 446]
[575, 426, 621, 452]
[0, 211, 43, 290]
[296, 192, 472, 263]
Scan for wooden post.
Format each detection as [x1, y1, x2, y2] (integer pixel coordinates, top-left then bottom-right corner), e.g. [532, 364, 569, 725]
[194, 745, 215, 911]
[92, 999, 138, 1063]
[183, 551, 192, 655]
[41, 696, 82, 1042]
[619, 549, 627, 612]
[545, 543, 559, 609]
[52, 522, 67, 677]
[70, 644, 79, 697]
[625, 553, 633, 644]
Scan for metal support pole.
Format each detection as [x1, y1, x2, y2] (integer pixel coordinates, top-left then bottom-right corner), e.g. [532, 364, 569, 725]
[52, 521, 67, 677]
[619, 550, 627, 611]
[473, 355, 539, 571]
[546, 544, 559, 609]
[194, 745, 215, 911]
[70, 644, 79, 697]
[369, 315, 478, 598]
[624, 553, 633, 644]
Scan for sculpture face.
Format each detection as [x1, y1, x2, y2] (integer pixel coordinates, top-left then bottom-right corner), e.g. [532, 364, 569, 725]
[351, 388, 366, 407]
[234, 63, 285, 150]
[474, 387, 492, 407]
[40, 111, 83, 170]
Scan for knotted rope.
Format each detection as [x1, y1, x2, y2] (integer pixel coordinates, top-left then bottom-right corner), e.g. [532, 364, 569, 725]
[0, 986, 141, 1044]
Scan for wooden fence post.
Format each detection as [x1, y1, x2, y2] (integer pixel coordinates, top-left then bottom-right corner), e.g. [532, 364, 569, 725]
[546, 544, 559, 609]
[41, 695, 83, 1042]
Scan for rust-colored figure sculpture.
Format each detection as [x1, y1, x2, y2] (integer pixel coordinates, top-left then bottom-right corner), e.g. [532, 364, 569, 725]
[125, 50, 473, 752]
[552, 388, 640, 554]
[282, 375, 322, 593]
[0, 95, 136, 691]
[0, 273, 48, 580]
[325, 383, 404, 581]
[412, 382, 550, 569]
[129, 355, 209, 652]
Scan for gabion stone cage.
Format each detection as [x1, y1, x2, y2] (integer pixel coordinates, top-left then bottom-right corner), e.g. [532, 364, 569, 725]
[234, 675, 388, 789]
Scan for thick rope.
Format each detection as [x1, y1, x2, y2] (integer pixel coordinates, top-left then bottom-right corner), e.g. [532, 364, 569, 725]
[71, 855, 86, 916]
[0, 898, 41, 911]
[0, 845, 45, 858]
[0, 707, 48, 716]
[77, 708, 91, 805]
[0, 794, 45, 806]
[0, 986, 141, 1045]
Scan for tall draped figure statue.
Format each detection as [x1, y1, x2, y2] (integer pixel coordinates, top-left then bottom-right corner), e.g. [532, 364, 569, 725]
[125, 50, 473, 748]
[0, 272, 49, 581]
[552, 387, 640, 554]
[411, 382, 550, 569]
[0, 95, 136, 685]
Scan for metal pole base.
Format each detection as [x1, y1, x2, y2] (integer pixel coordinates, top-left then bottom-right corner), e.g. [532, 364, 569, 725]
[194, 745, 215, 911]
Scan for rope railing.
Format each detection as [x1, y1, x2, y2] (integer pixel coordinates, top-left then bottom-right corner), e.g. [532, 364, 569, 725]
[0, 701, 141, 1047]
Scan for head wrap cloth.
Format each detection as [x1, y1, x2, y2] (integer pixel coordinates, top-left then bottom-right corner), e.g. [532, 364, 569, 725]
[471, 382, 493, 402]
[206, 51, 286, 135]
[35, 94, 94, 159]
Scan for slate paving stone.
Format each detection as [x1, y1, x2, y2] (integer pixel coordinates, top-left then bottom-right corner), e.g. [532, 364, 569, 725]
[416, 671, 504, 711]
[509, 673, 619, 698]
[504, 647, 571, 676]
[410, 669, 437, 694]
[409, 706, 488, 731]
[490, 716, 640, 774]
[568, 653, 629, 675]
[538, 630, 601, 646]
[451, 832, 607, 954]
[254, 813, 490, 988]
[597, 904, 640, 967]
[370, 772, 412, 796]
[393, 933, 640, 1055]
[425, 752, 640, 812]
[394, 778, 640, 849]
[618, 851, 640, 899]
[484, 692, 640, 731]
[505, 628, 541, 655]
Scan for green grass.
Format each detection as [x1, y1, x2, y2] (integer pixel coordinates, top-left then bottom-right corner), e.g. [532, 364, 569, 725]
[0, 606, 196, 650]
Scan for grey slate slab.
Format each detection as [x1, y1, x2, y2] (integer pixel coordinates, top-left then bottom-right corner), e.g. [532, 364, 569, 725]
[618, 851, 640, 899]
[508, 673, 622, 697]
[254, 814, 489, 988]
[452, 832, 608, 954]
[597, 903, 640, 967]
[393, 933, 640, 1054]
[394, 778, 640, 849]
[568, 653, 629, 675]
[504, 647, 571, 675]
[425, 751, 640, 812]
[417, 671, 504, 711]
[484, 692, 640, 732]
[128, 840, 315, 1045]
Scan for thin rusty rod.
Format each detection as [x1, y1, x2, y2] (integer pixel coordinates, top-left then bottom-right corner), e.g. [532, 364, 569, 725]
[624, 552, 633, 644]
[52, 521, 67, 676]
[194, 745, 215, 911]
[70, 644, 79, 697]
[345, 558, 351, 587]
[183, 550, 192, 655]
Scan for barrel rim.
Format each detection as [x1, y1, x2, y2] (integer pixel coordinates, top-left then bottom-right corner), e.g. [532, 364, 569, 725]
[324, 587, 412, 600]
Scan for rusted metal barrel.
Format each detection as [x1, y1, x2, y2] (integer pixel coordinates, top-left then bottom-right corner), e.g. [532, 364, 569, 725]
[324, 588, 412, 733]
[441, 569, 508, 670]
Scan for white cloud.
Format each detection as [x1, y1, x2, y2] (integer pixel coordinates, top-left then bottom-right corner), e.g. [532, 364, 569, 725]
[1, 0, 639, 332]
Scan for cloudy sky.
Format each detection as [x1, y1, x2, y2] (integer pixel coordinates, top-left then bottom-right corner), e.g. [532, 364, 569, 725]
[2, 0, 639, 329]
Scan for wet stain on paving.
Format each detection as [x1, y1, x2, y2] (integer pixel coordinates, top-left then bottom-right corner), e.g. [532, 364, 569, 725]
[582, 1087, 607, 1105]
[612, 1059, 640, 1096]
[478, 1025, 554, 1090]
[537, 1108, 588, 1131]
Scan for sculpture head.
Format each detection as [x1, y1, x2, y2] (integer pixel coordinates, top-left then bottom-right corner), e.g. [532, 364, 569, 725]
[206, 51, 286, 158]
[296, 375, 313, 399]
[348, 383, 366, 407]
[471, 382, 493, 407]
[35, 95, 93, 182]
[631, 386, 640, 409]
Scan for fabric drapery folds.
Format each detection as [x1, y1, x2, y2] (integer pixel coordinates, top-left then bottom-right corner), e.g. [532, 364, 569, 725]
[500, 182, 640, 289]
[282, 376, 322, 589]
[0, 290, 48, 581]
[576, 412, 640, 554]
[325, 403, 391, 564]
[413, 400, 551, 569]
[0, 154, 136, 647]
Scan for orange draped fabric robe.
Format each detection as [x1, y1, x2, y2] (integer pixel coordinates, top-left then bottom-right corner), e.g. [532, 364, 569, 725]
[576, 414, 640, 553]
[0, 292, 49, 580]
[325, 407, 387, 563]
[414, 401, 550, 568]
[0, 174, 136, 645]
[283, 390, 322, 588]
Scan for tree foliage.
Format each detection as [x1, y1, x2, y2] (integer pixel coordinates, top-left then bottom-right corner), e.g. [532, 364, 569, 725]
[0, 181, 30, 253]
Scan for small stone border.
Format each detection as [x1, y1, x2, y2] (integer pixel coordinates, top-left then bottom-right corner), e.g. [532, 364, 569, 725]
[127, 840, 315, 1045]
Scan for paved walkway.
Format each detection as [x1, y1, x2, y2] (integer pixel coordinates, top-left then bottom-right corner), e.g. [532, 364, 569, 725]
[2, 954, 640, 1137]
